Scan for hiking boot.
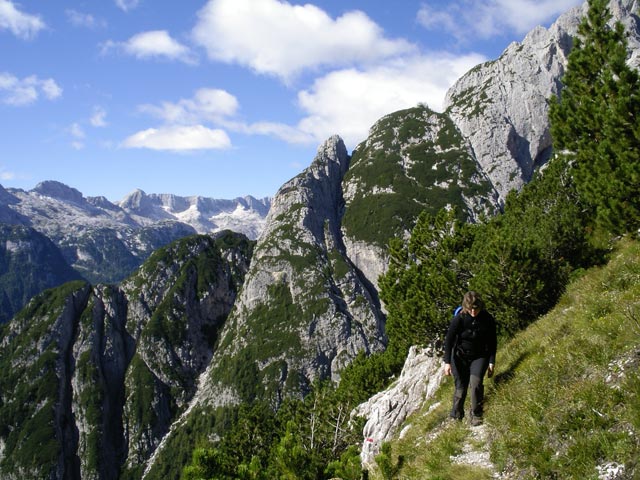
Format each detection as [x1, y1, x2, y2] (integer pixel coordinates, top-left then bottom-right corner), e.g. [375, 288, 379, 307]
[470, 416, 483, 426]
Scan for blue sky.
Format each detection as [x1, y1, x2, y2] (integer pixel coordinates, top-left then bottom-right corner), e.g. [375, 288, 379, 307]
[0, 0, 583, 202]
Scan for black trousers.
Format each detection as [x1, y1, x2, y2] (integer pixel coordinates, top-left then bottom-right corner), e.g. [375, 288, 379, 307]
[450, 354, 490, 419]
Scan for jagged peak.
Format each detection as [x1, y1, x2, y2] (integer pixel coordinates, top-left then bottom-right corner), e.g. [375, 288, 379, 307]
[118, 188, 148, 208]
[312, 135, 349, 174]
[0, 183, 17, 203]
[32, 180, 85, 204]
[269, 135, 349, 215]
[86, 195, 122, 212]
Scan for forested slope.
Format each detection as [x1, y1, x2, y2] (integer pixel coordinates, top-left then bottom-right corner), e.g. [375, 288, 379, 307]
[372, 237, 640, 479]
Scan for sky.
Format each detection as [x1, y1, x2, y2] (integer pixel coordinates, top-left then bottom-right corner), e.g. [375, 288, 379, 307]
[0, 0, 584, 202]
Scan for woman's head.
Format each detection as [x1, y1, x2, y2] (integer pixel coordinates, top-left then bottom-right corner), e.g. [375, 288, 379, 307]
[462, 291, 484, 316]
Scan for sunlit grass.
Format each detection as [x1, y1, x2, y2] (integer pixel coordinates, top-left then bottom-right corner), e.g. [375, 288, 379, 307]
[374, 237, 640, 479]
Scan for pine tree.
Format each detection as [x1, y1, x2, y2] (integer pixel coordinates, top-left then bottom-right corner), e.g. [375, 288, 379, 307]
[379, 207, 471, 357]
[549, 0, 640, 235]
[465, 155, 599, 334]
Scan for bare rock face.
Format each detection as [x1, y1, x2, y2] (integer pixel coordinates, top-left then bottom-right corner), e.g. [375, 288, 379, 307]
[444, 12, 580, 203]
[193, 136, 386, 409]
[353, 346, 445, 468]
[444, 0, 640, 204]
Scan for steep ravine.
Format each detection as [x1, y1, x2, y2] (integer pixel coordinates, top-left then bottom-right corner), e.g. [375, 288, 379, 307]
[0, 233, 252, 479]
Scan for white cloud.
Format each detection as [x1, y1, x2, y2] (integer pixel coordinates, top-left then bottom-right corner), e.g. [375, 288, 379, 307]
[103, 30, 196, 64]
[0, 72, 62, 106]
[192, 0, 415, 81]
[66, 9, 106, 29]
[416, 5, 458, 33]
[122, 125, 231, 151]
[128, 89, 236, 153]
[115, 0, 140, 12]
[0, 0, 45, 39]
[417, 0, 583, 40]
[139, 88, 238, 124]
[240, 121, 316, 145]
[69, 123, 85, 139]
[91, 106, 108, 127]
[68, 123, 85, 150]
[0, 167, 15, 180]
[40, 78, 62, 99]
[243, 52, 485, 148]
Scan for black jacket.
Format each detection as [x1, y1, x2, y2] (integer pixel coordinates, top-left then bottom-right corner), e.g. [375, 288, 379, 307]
[444, 310, 497, 364]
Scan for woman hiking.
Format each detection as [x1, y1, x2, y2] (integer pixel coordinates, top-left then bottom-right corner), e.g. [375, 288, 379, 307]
[443, 291, 497, 426]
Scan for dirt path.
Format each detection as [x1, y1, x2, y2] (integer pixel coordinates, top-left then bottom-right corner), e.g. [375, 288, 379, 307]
[450, 423, 500, 477]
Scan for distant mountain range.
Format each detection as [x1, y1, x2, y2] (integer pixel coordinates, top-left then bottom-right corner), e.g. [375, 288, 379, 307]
[1, 180, 270, 242]
[0, 180, 270, 320]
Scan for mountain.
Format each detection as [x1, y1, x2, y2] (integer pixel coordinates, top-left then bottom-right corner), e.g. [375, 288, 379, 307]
[1, 0, 639, 478]
[146, 1, 640, 477]
[0, 180, 270, 284]
[142, 136, 390, 478]
[117, 188, 270, 239]
[341, 0, 639, 292]
[445, 0, 639, 203]
[0, 231, 253, 479]
[341, 106, 500, 290]
[0, 224, 84, 323]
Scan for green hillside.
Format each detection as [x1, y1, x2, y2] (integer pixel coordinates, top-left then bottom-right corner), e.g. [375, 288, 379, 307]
[342, 105, 498, 249]
[371, 237, 640, 479]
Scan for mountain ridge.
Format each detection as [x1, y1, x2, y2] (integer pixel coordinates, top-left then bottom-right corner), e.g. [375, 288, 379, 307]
[0, 231, 254, 479]
[0, 180, 270, 299]
[1, 1, 639, 478]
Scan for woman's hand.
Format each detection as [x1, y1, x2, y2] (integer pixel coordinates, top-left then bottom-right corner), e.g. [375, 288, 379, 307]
[444, 363, 452, 376]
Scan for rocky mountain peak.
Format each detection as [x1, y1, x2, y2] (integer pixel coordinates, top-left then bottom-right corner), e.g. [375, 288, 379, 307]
[443, 0, 640, 204]
[32, 180, 85, 205]
[309, 134, 350, 179]
[266, 135, 349, 242]
[185, 133, 384, 416]
[118, 188, 153, 212]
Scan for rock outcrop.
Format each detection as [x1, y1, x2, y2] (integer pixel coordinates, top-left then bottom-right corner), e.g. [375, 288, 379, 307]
[353, 346, 445, 468]
[445, 0, 640, 204]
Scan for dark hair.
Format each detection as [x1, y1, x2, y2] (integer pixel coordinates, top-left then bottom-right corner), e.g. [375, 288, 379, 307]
[462, 291, 484, 312]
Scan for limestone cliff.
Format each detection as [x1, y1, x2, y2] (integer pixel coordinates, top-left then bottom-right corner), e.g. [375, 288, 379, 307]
[445, 0, 640, 203]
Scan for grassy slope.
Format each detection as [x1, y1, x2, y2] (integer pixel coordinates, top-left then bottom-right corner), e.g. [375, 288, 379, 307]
[373, 237, 640, 479]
